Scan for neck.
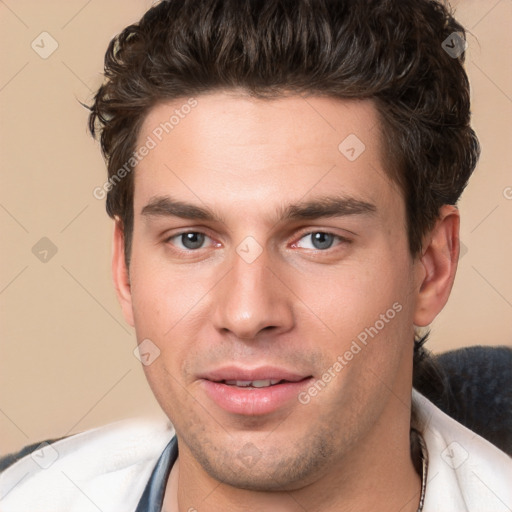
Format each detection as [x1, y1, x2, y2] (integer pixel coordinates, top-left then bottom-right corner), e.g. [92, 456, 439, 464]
[164, 395, 421, 512]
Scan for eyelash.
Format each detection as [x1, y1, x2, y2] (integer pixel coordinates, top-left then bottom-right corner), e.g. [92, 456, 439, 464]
[164, 230, 351, 253]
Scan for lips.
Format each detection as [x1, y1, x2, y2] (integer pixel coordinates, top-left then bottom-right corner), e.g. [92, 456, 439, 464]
[199, 366, 313, 415]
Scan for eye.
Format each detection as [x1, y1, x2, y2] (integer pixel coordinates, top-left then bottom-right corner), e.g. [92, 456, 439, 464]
[295, 231, 346, 250]
[167, 232, 210, 250]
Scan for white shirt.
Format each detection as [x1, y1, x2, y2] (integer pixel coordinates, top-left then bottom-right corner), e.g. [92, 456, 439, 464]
[0, 390, 510, 511]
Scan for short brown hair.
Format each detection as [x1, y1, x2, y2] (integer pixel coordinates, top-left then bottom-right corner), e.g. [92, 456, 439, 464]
[89, 0, 479, 265]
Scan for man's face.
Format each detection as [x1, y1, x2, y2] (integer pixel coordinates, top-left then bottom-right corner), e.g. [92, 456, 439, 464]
[122, 93, 422, 489]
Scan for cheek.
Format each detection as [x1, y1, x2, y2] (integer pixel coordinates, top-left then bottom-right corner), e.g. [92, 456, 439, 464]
[128, 251, 216, 381]
[293, 244, 416, 384]
[129, 251, 203, 336]
[300, 258, 410, 338]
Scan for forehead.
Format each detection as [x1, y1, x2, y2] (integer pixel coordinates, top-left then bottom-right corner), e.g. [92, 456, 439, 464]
[134, 93, 398, 217]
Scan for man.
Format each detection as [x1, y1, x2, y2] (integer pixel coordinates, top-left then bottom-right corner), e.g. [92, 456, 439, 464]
[1, 0, 510, 511]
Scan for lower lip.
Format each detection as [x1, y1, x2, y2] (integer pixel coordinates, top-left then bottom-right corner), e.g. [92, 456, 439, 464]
[201, 378, 312, 415]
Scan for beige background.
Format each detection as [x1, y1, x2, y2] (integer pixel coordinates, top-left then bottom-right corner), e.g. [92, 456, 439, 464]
[1, 0, 511, 455]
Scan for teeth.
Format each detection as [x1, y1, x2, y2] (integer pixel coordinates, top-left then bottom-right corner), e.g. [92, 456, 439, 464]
[252, 379, 271, 388]
[225, 380, 253, 387]
[224, 379, 282, 387]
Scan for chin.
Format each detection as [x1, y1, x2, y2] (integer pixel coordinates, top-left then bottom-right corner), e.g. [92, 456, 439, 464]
[186, 433, 333, 492]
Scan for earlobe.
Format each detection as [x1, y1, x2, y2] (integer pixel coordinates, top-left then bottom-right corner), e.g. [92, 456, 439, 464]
[112, 219, 135, 327]
[413, 205, 460, 327]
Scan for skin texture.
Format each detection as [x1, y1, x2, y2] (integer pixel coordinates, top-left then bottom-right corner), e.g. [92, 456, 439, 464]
[112, 93, 460, 512]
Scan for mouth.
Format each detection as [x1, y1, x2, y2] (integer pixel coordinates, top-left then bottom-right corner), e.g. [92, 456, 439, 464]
[199, 367, 313, 415]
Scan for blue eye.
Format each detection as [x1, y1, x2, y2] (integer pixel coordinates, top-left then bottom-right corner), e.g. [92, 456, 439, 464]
[296, 232, 339, 250]
[170, 232, 207, 250]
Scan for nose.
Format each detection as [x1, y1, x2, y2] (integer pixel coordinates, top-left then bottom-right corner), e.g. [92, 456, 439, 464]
[212, 248, 295, 341]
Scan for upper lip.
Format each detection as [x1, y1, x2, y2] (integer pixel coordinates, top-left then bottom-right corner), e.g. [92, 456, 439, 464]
[199, 366, 311, 383]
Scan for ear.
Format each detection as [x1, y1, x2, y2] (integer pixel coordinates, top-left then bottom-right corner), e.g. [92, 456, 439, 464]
[112, 218, 135, 327]
[413, 205, 460, 327]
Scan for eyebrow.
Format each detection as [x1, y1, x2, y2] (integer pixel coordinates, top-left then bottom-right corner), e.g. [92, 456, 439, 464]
[281, 195, 376, 220]
[141, 195, 376, 223]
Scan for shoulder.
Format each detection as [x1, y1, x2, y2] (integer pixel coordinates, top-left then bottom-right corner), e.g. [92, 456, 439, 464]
[0, 417, 174, 512]
[0, 438, 66, 473]
[412, 389, 512, 512]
